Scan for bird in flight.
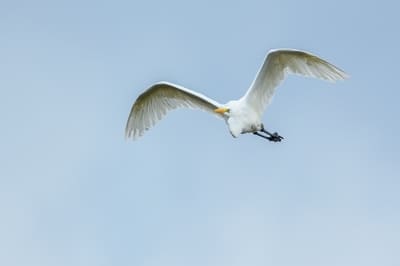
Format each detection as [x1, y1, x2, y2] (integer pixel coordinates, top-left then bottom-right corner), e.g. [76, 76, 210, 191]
[125, 49, 348, 142]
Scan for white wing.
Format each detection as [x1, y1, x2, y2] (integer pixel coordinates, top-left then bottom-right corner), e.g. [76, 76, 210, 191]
[125, 81, 223, 140]
[243, 49, 349, 113]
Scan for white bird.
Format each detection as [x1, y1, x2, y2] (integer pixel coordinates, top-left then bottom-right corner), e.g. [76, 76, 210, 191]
[125, 49, 348, 142]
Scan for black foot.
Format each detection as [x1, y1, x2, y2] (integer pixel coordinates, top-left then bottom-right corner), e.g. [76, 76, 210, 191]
[269, 132, 284, 142]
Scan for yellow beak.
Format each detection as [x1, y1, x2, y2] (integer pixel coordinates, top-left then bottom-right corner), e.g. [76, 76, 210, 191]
[214, 107, 228, 114]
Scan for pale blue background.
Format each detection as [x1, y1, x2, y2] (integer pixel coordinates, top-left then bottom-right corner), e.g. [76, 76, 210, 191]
[1, 0, 399, 265]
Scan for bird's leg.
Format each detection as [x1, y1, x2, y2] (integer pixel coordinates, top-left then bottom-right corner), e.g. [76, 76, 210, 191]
[252, 132, 282, 142]
[253, 132, 273, 140]
[257, 125, 284, 142]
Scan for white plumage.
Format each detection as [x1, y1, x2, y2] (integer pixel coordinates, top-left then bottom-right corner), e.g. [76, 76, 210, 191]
[125, 49, 348, 140]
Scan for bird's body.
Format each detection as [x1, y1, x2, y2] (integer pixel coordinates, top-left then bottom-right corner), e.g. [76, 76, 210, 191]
[223, 99, 263, 137]
[125, 49, 348, 141]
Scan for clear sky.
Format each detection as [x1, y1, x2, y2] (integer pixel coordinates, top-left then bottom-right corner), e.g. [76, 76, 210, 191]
[1, 0, 399, 265]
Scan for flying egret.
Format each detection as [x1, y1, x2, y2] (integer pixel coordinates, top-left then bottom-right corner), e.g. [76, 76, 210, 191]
[125, 49, 348, 142]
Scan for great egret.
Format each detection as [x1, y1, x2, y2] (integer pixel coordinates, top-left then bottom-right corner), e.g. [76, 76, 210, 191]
[125, 49, 348, 141]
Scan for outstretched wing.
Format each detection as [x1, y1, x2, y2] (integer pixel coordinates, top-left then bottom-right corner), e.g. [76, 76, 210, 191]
[125, 81, 223, 140]
[243, 49, 349, 113]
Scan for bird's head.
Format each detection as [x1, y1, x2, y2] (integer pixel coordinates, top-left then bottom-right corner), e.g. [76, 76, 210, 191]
[214, 101, 240, 116]
[214, 106, 230, 115]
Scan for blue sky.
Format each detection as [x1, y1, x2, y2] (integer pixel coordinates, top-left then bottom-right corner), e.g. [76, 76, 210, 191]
[1, 0, 399, 265]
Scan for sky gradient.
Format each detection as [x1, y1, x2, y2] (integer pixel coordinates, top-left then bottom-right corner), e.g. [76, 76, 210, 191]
[1, 0, 399, 265]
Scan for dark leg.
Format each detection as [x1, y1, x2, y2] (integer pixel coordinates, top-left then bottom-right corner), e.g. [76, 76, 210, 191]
[253, 132, 272, 140]
[253, 132, 283, 142]
[257, 125, 284, 142]
[260, 128, 273, 136]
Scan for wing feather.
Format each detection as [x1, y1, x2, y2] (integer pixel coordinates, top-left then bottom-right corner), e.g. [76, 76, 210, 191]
[125, 81, 223, 139]
[243, 49, 349, 114]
